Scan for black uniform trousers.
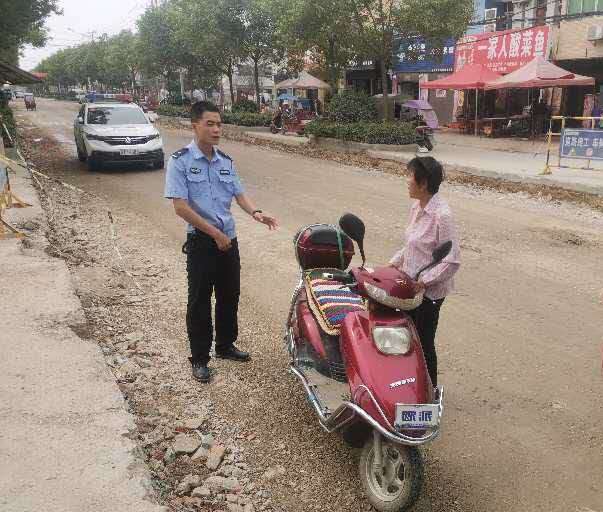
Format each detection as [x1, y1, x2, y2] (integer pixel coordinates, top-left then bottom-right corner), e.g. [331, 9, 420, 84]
[185, 231, 240, 365]
[408, 296, 445, 387]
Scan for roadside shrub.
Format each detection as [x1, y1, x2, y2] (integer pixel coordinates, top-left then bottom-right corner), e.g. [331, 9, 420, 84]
[231, 99, 258, 113]
[305, 118, 415, 145]
[0, 105, 16, 146]
[157, 104, 191, 118]
[326, 90, 378, 123]
[222, 111, 272, 127]
[156, 105, 270, 127]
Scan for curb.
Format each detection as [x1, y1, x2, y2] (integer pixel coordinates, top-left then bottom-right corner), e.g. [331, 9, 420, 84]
[156, 115, 603, 198]
[0, 146, 165, 512]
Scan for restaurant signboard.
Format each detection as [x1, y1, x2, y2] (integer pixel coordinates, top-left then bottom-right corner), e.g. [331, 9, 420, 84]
[455, 26, 550, 74]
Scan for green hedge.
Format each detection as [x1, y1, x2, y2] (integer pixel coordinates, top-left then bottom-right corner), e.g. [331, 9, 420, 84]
[42, 92, 78, 101]
[305, 119, 416, 145]
[326, 90, 378, 123]
[0, 105, 16, 146]
[231, 99, 258, 113]
[222, 111, 272, 127]
[157, 104, 271, 127]
[157, 104, 191, 118]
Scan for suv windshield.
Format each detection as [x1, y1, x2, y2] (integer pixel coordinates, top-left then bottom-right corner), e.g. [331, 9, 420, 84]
[87, 107, 148, 125]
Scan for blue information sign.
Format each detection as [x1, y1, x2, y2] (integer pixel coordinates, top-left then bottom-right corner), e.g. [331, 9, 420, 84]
[560, 129, 603, 161]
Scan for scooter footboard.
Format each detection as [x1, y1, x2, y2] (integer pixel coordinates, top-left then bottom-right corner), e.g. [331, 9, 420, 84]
[289, 364, 443, 446]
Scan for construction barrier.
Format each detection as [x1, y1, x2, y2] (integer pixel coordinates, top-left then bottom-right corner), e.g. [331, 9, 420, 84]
[542, 116, 603, 175]
[0, 153, 31, 239]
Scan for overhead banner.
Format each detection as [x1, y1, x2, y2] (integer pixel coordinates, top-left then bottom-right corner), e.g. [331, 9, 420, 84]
[455, 26, 550, 74]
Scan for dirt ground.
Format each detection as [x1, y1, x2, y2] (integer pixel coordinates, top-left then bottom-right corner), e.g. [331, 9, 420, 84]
[12, 99, 603, 512]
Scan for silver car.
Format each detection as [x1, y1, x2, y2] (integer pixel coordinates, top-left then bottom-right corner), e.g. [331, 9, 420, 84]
[74, 102, 164, 171]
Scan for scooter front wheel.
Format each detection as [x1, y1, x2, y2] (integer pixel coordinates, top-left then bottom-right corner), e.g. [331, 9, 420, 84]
[359, 438, 423, 512]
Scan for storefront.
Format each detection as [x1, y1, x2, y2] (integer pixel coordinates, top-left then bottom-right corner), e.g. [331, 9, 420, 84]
[345, 60, 391, 97]
[552, 14, 603, 121]
[452, 25, 551, 128]
[392, 38, 456, 124]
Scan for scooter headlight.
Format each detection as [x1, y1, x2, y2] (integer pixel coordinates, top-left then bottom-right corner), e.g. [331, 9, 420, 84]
[373, 327, 412, 355]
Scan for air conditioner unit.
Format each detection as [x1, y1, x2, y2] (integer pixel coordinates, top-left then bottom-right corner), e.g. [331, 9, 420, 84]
[484, 22, 497, 33]
[587, 25, 603, 42]
[485, 8, 498, 20]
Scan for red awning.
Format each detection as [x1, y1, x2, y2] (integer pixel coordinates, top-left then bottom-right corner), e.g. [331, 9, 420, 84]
[421, 64, 502, 90]
[484, 56, 595, 90]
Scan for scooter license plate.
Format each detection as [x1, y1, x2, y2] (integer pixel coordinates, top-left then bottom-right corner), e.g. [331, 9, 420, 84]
[395, 404, 439, 430]
[120, 148, 138, 156]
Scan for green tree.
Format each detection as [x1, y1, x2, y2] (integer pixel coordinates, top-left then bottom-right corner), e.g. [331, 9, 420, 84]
[174, 0, 247, 105]
[241, 0, 282, 109]
[350, 0, 473, 119]
[0, 0, 61, 65]
[137, 3, 181, 79]
[274, 0, 357, 90]
[105, 31, 143, 90]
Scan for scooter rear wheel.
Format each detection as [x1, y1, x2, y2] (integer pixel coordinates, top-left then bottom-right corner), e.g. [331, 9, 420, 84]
[424, 136, 434, 151]
[359, 439, 423, 512]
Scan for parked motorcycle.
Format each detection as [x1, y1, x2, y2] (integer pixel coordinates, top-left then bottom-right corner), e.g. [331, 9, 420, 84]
[415, 124, 434, 153]
[285, 214, 450, 511]
[401, 100, 438, 154]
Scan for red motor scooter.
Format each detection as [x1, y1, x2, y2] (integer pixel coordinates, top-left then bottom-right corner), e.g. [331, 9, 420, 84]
[285, 214, 451, 511]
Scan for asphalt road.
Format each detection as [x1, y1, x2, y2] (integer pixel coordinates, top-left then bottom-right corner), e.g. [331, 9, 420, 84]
[16, 98, 603, 512]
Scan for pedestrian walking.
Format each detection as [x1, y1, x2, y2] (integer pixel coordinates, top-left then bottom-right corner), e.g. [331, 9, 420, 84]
[164, 101, 278, 383]
[388, 157, 460, 387]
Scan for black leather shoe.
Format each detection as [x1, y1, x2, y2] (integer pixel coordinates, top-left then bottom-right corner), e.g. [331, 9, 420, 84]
[191, 361, 211, 383]
[216, 346, 250, 362]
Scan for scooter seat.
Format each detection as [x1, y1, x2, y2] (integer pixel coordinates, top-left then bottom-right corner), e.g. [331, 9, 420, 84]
[304, 269, 365, 336]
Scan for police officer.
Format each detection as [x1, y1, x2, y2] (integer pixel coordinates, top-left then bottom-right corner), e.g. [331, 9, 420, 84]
[164, 101, 278, 383]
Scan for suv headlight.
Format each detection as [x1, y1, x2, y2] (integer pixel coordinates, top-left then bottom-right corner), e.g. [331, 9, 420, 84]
[147, 133, 161, 141]
[85, 133, 103, 141]
[373, 327, 412, 355]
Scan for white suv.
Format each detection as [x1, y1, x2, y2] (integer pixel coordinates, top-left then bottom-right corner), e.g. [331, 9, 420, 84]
[74, 102, 164, 171]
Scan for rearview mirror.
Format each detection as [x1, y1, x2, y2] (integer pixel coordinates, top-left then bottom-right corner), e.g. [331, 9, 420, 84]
[339, 213, 366, 267]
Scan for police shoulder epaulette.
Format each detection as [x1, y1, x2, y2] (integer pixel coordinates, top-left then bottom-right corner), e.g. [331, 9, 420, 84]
[216, 149, 232, 161]
[171, 147, 190, 159]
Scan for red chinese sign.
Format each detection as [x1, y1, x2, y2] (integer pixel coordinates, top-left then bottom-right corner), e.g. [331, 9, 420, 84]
[455, 26, 550, 74]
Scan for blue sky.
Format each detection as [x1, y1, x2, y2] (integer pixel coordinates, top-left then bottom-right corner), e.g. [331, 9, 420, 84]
[21, 0, 149, 70]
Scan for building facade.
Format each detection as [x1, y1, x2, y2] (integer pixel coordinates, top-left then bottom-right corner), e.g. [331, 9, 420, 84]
[552, 1, 603, 116]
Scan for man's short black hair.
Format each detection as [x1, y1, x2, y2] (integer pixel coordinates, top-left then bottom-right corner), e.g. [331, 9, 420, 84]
[191, 101, 220, 123]
[408, 156, 445, 195]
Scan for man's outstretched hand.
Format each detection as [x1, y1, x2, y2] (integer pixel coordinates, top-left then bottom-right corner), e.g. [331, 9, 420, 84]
[253, 212, 278, 230]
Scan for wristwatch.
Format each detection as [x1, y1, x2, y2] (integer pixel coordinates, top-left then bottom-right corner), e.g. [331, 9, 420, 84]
[252, 209, 263, 215]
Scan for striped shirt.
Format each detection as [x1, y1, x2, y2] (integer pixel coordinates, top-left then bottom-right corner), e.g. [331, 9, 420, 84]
[389, 194, 461, 300]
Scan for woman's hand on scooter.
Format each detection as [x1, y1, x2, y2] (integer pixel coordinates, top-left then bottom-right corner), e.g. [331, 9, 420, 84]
[414, 279, 426, 294]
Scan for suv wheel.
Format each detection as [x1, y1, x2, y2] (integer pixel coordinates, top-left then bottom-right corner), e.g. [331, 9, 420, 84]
[76, 141, 87, 162]
[87, 156, 99, 171]
[153, 159, 165, 170]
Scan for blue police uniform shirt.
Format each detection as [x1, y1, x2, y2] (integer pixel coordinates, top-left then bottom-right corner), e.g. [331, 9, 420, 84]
[164, 140, 244, 239]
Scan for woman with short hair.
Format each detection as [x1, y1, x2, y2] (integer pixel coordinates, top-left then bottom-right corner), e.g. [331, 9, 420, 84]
[389, 156, 461, 387]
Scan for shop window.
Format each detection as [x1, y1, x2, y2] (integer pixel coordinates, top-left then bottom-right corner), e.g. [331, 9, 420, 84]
[583, 0, 599, 12]
[534, 0, 547, 25]
[502, 2, 514, 30]
[568, 0, 602, 14]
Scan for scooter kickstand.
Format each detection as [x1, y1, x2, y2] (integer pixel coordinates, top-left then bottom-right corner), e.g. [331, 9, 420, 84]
[372, 430, 383, 473]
